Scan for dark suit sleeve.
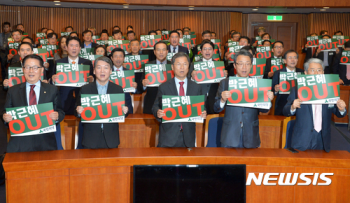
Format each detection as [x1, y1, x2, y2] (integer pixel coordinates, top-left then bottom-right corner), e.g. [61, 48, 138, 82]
[52, 86, 65, 123]
[271, 70, 280, 94]
[264, 58, 271, 79]
[283, 87, 297, 117]
[332, 51, 341, 74]
[333, 103, 346, 118]
[213, 78, 227, 113]
[188, 63, 194, 79]
[124, 93, 133, 115]
[152, 85, 164, 122]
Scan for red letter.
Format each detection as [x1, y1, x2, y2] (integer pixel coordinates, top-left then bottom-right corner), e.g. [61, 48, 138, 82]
[193, 70, 205, 82]
[81, 107, 97, 121]
[279, 81, 290, 92]
[98, 104, 112, 118]
[156, 72, 167, 83]
[244, 88, 258, 102]
[126, 75, 135, 87]
[25, 114, 42, 130]
[9, 120, 25, 134]
[228, 89, 242, 103]
[259, 87, 271, 101]
[146, 73, 156, 85]
[178, 105, 192, 118]
[298, 86, 312, 101]
[112, 101, 125, 116]
[68, 71, 80, 83]
[216, 66, 225, 77]
[192, 102, 205, 115]
[163, 108, 177, 120]
[80, 70, 90, 82]
[40, 110, 54, 125]
[55, 72, 67, 84]
[328, 82, 339, 97]
[313, 84, 328, 99]
[340, 56, 349, 63]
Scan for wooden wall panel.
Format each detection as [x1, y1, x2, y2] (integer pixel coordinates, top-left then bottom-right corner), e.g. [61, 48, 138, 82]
[308, 13, 350, 36]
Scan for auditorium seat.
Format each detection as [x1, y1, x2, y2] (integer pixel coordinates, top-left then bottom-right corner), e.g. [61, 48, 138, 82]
[282, 116, 296, 148]
[205, 114, 224, 147]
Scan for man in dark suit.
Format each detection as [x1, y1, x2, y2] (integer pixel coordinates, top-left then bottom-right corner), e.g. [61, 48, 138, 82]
[140, 41, 171, 114]
[6, 29, 23, 65]
[283, 58, 346, 152]
[272, 50, 304, 115]
[141, 30, 157, 62]
[110, 48, 135, 113]
[264, 41, 284, 79]
[75, 56, 129, 149]
[251, 27, 266, 47]
[152, 52, 207, 147]
[167, 30, 189, 54]
[333, 41, 350, 85]
[2, 54, 65, 153]
[302, 33, 318, 64]
[313, 35, 335, 74]
[214, 50, 274, 148]
[81, 30, 98, 48]
[189, 39, 227, 114]
[51, 36, 94, 115]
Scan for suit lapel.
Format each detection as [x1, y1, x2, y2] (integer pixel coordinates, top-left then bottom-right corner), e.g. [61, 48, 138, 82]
[91, 81, 99, 94]
[19, 83, 28, 106]
[170, 78, 178, 95]
[38, 81, 46, 104]
[308, 104, 314, 124]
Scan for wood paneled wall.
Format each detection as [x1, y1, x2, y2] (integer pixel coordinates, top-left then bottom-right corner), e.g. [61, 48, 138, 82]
[0, 5, 241, 46]
[308, 13, 350, 36]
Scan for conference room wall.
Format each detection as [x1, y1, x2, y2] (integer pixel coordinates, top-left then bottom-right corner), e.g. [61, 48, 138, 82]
[0, 5, 242, 47]
[308, 13, 350, 36]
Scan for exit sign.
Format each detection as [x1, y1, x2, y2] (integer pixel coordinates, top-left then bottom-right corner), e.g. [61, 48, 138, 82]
[267, 16, 283, 21]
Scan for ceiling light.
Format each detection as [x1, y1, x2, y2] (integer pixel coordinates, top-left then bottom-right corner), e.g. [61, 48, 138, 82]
[55, 3, 60, 5]
[53, 1, 60, 2]
[320, 9, 326, 11]
[323, 7, 329, 9]
[189, 8, 194, 10]
[123, 5, 129, 8]
[252, 9, 258, 11]
[189, 6, 194, 7]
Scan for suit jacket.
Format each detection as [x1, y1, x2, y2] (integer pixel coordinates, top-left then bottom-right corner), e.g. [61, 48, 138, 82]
[271, 67, 304, 115]
[214, 77, 270, 148]
[53, 57, 94, 115]
[152, 78, 204, 147]
[114, 67, 134, 114]
[283, 87, 346, 152]
[303, 47, 314, 64]
[189, 59, 220, 114]
[167, 45, 189, 55]
[139, 60, 172, 114]
[3, 81, 65, 153]
[332, 49, 350, 84]
[81, 42, 98, 48]
[313, 48, 336, 74]
[75, 81, 129, 149]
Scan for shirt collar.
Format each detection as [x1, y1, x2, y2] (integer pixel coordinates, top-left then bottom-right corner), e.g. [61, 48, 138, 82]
[174, 76, 188, 85]
[156, 59, 167, 64]
[96, 80, 109, 89]
[113, 65, 123, 71]
[26, 80, 41, 88]
[68, 56, 79, 64]
[202, 58, 212, 62]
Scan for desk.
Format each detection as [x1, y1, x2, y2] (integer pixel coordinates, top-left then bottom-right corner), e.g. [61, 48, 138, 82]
[3, 148, 350, 203]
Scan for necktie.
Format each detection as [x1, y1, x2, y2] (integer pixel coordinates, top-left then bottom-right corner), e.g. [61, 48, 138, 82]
[314, 104, 322, 132]
[29, 85, 37, 105]
[346, 65, 350, 80]
[173, 47, 176, 53]
[179, 82, 185, 130]
[312, 47, 316, 56]
[72, 61, 76, 64]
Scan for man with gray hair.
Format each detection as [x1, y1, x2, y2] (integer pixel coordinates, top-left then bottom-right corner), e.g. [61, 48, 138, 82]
[75, 56, 129, 149]
[283, 58, 346, 152]
[152, 52, 207, 148]
[214, 50, 274, 148]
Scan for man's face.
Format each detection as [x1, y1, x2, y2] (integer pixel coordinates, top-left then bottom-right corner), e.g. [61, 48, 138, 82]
[17, 25, 24, 32]
[66, 28, 73, 33]
[41, 28, 48, 34]
[172, 56, 189, 81]
[18, 44, 33, 60]
[127, 33, 135, 41]
[113, 33, 122, 40]
[12, 31, 22, 42]
[211, 33, 216, 39]
[111, 51, 124, 67]
[262, 35, 270, 40]
[70, 33, 78, 38]
[67, 39, 81, 58]
[94, 60, 112, 84]
[169, 33, 180, 47]
[305, 62, 324, 75]
[3, 25, 10, 33]
[177, 30, 183, 38]
[88, 29, 96, 36]
[234, 55, 252, 78]
[322, 32, 328, 36]
[101, 33, 109, 41]
[150, 32, 156, 36]
[83, 32, 92, 42]
[23, 58, 43, 84]
[130, 41, 140, 54]
[127, 27, 133, 31]
[272, 42, 284, 57]
[239, 38, 249, 46]
[60, 38, 67, 51]
[95, 47, 105, 56]
[154, 43, 168, 61]
[232, 34, 240, 42]
[184, 31, 190, 35]
[335, 32, 342, 36]
[283, 52, 298, 69]
[263, 42, 271, 47]
[156, 30, 162, 35]
[202, 33, 211, 40]
[258, 30, 265, 37]
[322, 36, 330, 39]
[48, 36, 57, 45]
[202, 44, 214, 60]
[47, 30, 53, 35]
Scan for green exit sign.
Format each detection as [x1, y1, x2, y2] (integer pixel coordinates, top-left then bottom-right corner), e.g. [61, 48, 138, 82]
[267, 16, 283, 21]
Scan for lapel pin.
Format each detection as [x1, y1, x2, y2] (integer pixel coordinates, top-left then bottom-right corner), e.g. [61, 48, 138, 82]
[44, 91, 46, 93]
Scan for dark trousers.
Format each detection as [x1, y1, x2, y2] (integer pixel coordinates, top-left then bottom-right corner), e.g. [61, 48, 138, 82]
[294, 130, 324, 151]
[158, 130, 187, 148]
[222, 129, 244, 148]
[0, 52, 7, 80]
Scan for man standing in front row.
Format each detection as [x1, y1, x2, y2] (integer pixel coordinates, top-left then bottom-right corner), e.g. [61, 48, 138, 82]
[75, 56, 129, 149]
[283, 58, 346, 152]
[3, 54, 65, 153]
[214, 50, 274, 148]
[152, 52, 207, 148]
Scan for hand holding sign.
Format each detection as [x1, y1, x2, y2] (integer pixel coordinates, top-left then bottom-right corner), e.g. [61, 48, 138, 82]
[3, 79, 9, 87]
[221, 91, 232, 103]
[200, 110, 207, 119]
[267, 91, 274, 101]
[122, 106, 129, 114]
[76, 106, 84, 115]
[3, 113, 13, 123]
[157, 109, 165, 118]
[337, 100, 346, 112]
[291, 99, 302, 111]
[49, 111, 59, 121]
[142, 79, 150, 87]
[275, 84, 280, 92]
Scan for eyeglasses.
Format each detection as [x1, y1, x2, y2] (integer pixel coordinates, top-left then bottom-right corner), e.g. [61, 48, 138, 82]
[202, 48, 213, 51]
[274, 46, 283, 49]
[175, 63, 189, 67]
[23, 66, 41, 71]
[235, 63, 252, 68]
[308, 69, 323, 73]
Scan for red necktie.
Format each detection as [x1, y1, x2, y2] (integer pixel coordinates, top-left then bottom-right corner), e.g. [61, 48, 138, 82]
[29, 85, 37, 105]
[179, 82, 184, 130]
[72, 61, 76, 64]
[312, 47, 316, 56]
[179, 82, 185, 96]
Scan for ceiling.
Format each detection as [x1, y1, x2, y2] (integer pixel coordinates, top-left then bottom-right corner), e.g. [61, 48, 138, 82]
[1, 0, 350, 13]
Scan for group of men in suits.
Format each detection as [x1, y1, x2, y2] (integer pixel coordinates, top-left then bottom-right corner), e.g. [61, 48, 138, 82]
[1, 24, 348, 154]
